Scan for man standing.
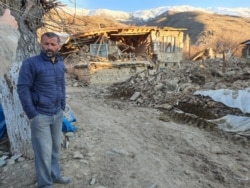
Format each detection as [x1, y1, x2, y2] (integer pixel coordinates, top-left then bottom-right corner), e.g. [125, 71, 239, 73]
[17, 32, 71, 188]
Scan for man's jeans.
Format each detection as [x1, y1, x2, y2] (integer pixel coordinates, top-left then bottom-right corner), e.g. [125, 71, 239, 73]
[31, 110, 63, 188]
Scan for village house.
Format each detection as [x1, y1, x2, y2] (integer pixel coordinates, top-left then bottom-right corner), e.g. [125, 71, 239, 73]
[240, 39, 250, 59]
[60, 26, 187, 84]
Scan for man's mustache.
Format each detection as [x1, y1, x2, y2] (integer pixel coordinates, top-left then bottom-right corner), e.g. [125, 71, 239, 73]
[46, 50, 54, 53]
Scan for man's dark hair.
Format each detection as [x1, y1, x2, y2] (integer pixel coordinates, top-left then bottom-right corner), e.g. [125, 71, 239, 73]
[41, 32, 60, 44]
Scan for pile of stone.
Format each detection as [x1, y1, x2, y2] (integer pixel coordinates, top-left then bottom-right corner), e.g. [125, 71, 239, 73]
[0, 143, 25, 167]
[108, 57, 250, 118]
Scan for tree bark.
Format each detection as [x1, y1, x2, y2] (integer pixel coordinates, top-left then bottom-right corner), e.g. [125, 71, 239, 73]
[0, 0, 53, 159]
[0, 63, 34, 158]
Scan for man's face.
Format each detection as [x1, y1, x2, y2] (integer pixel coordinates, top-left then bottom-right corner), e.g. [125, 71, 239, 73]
[40, 36, 60, 58]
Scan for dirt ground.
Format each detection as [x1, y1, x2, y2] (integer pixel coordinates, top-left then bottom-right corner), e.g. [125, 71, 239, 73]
[1, 82, 250, 188]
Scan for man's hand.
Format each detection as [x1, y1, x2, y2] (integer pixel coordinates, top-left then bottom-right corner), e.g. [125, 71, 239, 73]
[0, 9, 18, 29]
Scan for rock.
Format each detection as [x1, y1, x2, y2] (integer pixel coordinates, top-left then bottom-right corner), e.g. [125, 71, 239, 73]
[11, 153, 22, 161]
[73, 151, 84, 159]
[210, 145, 223, 154]
[17, 157, 26, 162]
[130, 92, 141, 101]
[0, 155, 8, 160]
[65, 132, 75, 140]
[89, 177, 96, 185]
[149, 183, 158, 188]
[6, 159, 15, 165]
[0, 158, 6, 167]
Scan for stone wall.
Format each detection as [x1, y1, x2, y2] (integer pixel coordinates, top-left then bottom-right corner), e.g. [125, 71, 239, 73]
[73, 61, 151, 85]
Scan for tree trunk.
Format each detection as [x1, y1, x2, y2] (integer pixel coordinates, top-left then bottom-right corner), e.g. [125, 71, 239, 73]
[0, 0, 49, 159]
[0, 63, 34, 158]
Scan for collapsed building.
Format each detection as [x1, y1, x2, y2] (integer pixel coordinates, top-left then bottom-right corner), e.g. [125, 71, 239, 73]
[59, 26, 186, 85]
[241, 39, 250, 60]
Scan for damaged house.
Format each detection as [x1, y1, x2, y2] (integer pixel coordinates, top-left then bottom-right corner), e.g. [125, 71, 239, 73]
[241, 40, 250, 59]
[60, 26, 186, 84]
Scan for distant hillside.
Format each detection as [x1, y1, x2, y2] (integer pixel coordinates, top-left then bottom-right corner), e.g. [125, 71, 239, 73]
[42, 7, 250, 57]
[57, 7, 250, 48]
[39, 8, 126, 35]
[146, 11, 250, 53]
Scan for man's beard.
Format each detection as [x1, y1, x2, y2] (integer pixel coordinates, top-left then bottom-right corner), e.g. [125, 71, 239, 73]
[44, 50, 57, 58]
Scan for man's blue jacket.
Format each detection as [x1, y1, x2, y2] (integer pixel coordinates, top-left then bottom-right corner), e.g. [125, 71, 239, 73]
[17, 51, 66, 119]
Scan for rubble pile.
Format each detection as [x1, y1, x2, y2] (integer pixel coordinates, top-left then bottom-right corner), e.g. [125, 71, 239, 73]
[108, 57, 250, 121]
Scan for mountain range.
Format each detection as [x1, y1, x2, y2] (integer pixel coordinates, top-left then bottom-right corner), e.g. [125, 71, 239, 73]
[54, 5, 250, 57]
[61, 5, 250, 23]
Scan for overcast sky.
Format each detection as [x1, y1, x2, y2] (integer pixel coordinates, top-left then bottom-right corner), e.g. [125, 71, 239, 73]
[60, 0, 249, 12]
